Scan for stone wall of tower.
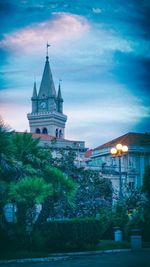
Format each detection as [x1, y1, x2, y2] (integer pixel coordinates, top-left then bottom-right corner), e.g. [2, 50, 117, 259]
[27, 112, 67, 137]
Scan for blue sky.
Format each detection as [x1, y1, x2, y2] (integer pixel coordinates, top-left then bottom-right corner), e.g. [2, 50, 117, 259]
[0, 0, 150, 148]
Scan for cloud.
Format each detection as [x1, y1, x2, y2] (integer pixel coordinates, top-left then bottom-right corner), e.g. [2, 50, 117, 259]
[0, 13, 89, 54]
[66, 101, 150, 147]
[92, 8, 102, 14]
[0, 10, 133, 62]
[66, 103, 149, 125]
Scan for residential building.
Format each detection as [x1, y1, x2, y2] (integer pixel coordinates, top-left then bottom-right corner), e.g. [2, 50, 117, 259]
[86, 132, 150, 198]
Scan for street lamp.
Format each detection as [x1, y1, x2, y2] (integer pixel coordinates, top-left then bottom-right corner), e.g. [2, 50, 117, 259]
[110, 143, 128, 199]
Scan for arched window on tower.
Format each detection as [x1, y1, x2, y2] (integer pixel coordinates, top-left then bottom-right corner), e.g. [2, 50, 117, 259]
[42, 128, 48, 134]
[59, 129, 62, 138]
[36, 128, 41, 134]
[56, 129, 58, 138]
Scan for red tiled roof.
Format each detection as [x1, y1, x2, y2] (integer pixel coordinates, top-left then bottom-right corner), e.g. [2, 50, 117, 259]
[32, 133, 56, 140]
[95, 132, 150, 150]
[32, 133, 85, 143]
[85, 149, 93, 158]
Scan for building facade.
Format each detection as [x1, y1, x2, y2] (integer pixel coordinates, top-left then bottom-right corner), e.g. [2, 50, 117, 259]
[86, 133, 150, 198]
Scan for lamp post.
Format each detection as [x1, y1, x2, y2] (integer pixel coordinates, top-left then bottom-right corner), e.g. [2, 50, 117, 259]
[110, 143, 128, 199]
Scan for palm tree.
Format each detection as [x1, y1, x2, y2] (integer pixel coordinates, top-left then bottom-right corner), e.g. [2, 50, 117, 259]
[38, 166, 76, 221]
[8, 176, 52, 231]
[0, 117, 13, 176]
[11, 132, 40, 164]
[10, 132, 43, 179]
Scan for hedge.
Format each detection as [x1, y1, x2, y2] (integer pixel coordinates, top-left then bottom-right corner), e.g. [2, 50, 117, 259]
[33, 218, 103, 251]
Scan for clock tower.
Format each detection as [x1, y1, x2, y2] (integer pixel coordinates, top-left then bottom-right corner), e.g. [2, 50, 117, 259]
[27, 48, 67, 138]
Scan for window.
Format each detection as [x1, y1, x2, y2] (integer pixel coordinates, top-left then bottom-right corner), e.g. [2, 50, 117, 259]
[42, 128, 48, 134]
[56, 128, 58, 138]
[129, 181, 134, 190]
[59, 129, 62, 138]
[36, 128, 40, 134]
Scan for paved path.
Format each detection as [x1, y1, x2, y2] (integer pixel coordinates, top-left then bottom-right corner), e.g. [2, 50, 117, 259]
[0, 250, 150, 267]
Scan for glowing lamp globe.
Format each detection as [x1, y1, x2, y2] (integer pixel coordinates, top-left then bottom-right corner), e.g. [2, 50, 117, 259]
[116, 143, 123, 150]
[122, 145, 128, 152]
[110, 148, 117, 155]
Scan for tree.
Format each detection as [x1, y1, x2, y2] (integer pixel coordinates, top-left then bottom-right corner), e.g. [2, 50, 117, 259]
[70, 169, 112, 218]
[143, 166, 150, 198]
[49, 148, 77, 177]
[0, 117, 14, 179]
[0, 117, 12, 157]
[11, 132, 40, 165]
[8, 176, 52, 231]
[41, 149, 113, 218]
[37, 166, 76, 221]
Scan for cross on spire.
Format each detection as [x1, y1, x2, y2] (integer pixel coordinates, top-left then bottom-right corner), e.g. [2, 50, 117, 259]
[46, 42, 51, 58]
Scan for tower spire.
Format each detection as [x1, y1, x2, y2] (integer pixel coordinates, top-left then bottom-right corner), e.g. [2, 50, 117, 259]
[57, 79, 63, 99]
[32, 80, 37, 99]
[38, 44, 56, 98]
[57, 79, 63, 113]
[31, 80, 38, 113]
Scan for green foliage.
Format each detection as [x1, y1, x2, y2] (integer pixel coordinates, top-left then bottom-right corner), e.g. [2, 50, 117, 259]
[11, 132, 40, 164]
[112, 202, 129, 228]
[33, 218, 103, 252]
[0, 180, 8, 206]
[0, 225, 11, 251]
[50, 149, 77, 176]
[125, 198, 150, 241]
[97, 240, 130, 250]
[143, 166, 150, 198]
[0, 117, 12, 157]
[8, 177, 52, 206]
[43, 166, 76, 204]
[0, 118, 19, 181]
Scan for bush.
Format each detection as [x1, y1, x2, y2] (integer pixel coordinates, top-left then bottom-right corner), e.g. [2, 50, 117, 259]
[0, 223, 31, 252]
[0, 225, 11, 251]
[97, 205, 128, 240]
[33, 218, 103, 252]
[125, 202, 150, 242]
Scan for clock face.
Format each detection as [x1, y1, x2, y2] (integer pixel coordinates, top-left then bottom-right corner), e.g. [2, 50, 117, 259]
[40, 101, 46, 109]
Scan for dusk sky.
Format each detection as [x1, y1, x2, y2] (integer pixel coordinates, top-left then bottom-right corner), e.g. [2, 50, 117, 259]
[0, 0, 150, 148]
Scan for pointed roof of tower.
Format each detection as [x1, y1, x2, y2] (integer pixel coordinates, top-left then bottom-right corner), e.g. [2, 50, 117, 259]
[57, 82, 63, 100]
[38, 56, 56, 98]
[32, 81, 37, 99]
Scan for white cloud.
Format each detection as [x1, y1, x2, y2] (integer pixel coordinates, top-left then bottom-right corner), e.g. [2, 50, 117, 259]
[92, 8, 102, 14]
[66, 104, 149, 125]
[0, 11, 132, 61]
[0, 13, 89, 54]
[65, 102, 150, 147]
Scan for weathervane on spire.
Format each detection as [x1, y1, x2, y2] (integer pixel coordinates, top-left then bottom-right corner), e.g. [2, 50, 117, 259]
[46, 42, 51, 58]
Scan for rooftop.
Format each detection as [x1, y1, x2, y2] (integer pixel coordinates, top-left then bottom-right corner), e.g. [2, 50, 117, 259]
[95, 132, 150, 150]
[32, 133, 56, 140]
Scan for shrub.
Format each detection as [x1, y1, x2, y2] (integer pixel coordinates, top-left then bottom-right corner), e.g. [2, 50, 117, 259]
[33, 218, 103, 252]
[0, 225, 10, 251]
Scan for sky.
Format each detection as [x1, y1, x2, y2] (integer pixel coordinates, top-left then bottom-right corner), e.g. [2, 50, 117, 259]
[0, 0, 150, 148]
